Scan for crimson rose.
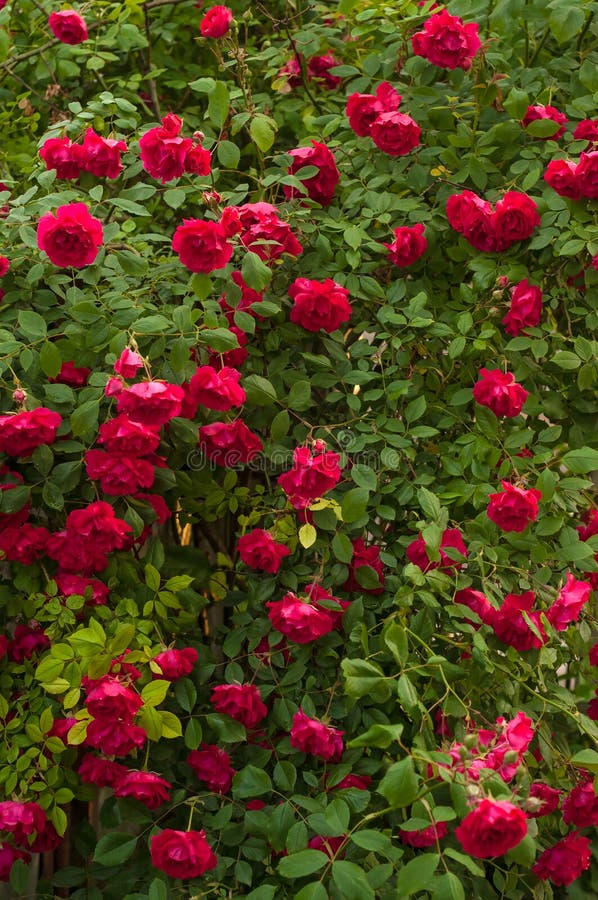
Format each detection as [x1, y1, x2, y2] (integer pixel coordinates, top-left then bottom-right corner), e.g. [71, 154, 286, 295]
[200, 5, 233, 38]
[48, 9, 88, 44]
[283, 141, 340, 206]
[455, 799, 527, 858]
[37, 203, 103, 268]
[486, 481, 541, 532]
[288, 277, 352, 333]
[411, 10, 481, 70]
[290, 709, 344, 761]
[472, 368, 528, 417]
[150, 829, 217, 879]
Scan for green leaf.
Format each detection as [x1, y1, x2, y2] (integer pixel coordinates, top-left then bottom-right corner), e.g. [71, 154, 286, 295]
[342, 658, 391, 702]
[208, 81, 230, 128]
[570, 748, 598, 772]
[70, 400, 99, 440]
[351, 830, 393, 853]
[197, 327, 239, 352]
[148, 878, 168, 900]
[233, 765, 272, 798]
[377, 757, 419, 808]
[525, 118, 561, 138]
[243, 374, 277, 405]
[332, 532, 353, 563]
[549, 4, 585, 43]
[341, 487, 369, 524]
[287, 380, 312, 411]
[39, 342, 62, 377]
[163, 188, 186, 209]
[298, 523, 317, 548]
[431, 872, 466, 900]
[443, 848, 485, 877]
[348, 723, 404, 749]
[18, 309, 47, 340]
[93, 833, 138, 867]
[396, 854, 439, 896]
[562, 447, 598, 474]
[242, 251, 272, 291]
[405, 395, 426, 423]
[271, 409, 290, 440]
[278, 849, 328, 878]
[141, 679, 170, 708]
[250, 114, 277, 152]
[332, 861, 375, 900]
[294, 884, 328, 900]
[109, 197, 151, 217]
[217, 140, 241, 169]
[206, 713, 246, 742]
[504, 88, 530, 119]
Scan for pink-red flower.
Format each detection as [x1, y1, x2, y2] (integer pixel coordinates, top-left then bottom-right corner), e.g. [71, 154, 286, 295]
[399, 821, 448, 847]
[290, 709, 344, 761]
[278, 445, 342, 509]
[0, 407, 61, 457]
[236, 202, 303, 261]
[266, 591, 338, 644]
[455, 799, 527, 858]
[114, 349, 144, 378]
[472, 368, 528, 417]
[574, 119, 598, 142]
[37, 203, 103, 268]
[370, 111, 421, 157]
[237, 529, 290, 573]
[85, 450, 155, 496]
[152, 647, 198, 681]
[490, 591, 547, 651]
[85, 719, 147, 757]
[116, 381, 184, 426]
[544, 158, 581, 199]
[526, 782, 561, 817]
[384, 224, 427, 267]
[406, 527, 467, 572]
[48, 9, 88, 44]
[150, 829, 217, 879]
[346, 82, 402, 137]
[78, 128, 127, 179]
[562, 778, 598, 828]
[199, 420, 263, 466]
[487, 482, 541, 532]
[411, 10, 481, 70]
[112, 771, 171, 809]
[39, 137, 81, 180]
[342, 538, 385, 594]
[183, 366, 246, 415]
[172, 219, 233, 273]
[502, 279, 543, 335]
[532, 833, 592, 886]
[0, 801, 46, 845]
[546, 574, 592, 631]
[522, 105, 568, 139]
[283, 141, 340, 206]
[288, 277, 352, 333]
[139, 114, 192, 183]
[210, 683, 268, 728]
[187, 744, 235, 793]
[78, 755, 128, 787]
[200, 5, 233, 38]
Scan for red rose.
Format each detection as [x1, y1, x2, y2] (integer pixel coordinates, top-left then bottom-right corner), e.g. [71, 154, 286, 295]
[77, 128, 127, 179]
[455, 799, 527, 858]
[574, 119, 598, 142]
[487, 481, 541, 532]
[0, 801, 46, 845]
[219, 271, 263, 323]
[307, 54, 343, 88]
[187, 744, 235, 793]
[342, 537, 385, 594]
[112, 771, 171, 809]
[526, 783, 561, 817]
[590, 641, 598, 666]
[290, 709, 344, 761]
[0, 524, 49, 564]
[278, 445, 342, 509]
[200, 5, 233, 38]
[86, 677, 143, 720]
[399, 821, 448, 847]
[406, 527, 467, 572]
[199, 420, 263, 466]
[116, 381, 184, 425]
[85, 719, 147, 757]
[56, 574, 109, 607]
[183, 365, 246, 416]
[575, 149, 598, 198]
[63, 501, 132, 552]
[454, 588, 495, 627]
[30, 822, 62, 853]
[152, 647, 198, 680]
[288, 277, 352, 332]
[411, 10, 481, 70]
[172, 219, 233, 273]
[446, 191, 497, 252]
[266, 591, 337, 644]
[370, 111, 421, 157]
[331, 773, 372, 791]
[48, 9, 88, 44]
[0, 472, 29, 535]
[150, 829, 217, 879]
[283, 141, 340, 206]
[237, 202, 303, 261]
[544, 158, 581, 199]
[0, 407, 62, 457]
[493, 191, 540, 250]
[237, 529, 290, 573]
[139, 113, 192, 183]
[546, 573, 592, 631]
[0, 845, 31, 881]
[37, 202, 103, 268]
[472, 368, 528, 417]
[346, 82, 402, 137]
[502, 278, 543, 335]
[39, 137, 81, 180]
[85, 449, 155, 495]
[562, 779, 598, 828]
[522, 105, 568, 139]
[7, 624, 50, 662]
[114, 348, 144, 378]
[490, 591, 546, 651]
[210, 683, 268, 728]
[105, 376, 124, 397]
[532, 833, 592, 886]
[185, 143, 211, 175]
[308, 835, 347, 859]
[384, 223, 427, 267]
[0, 257, 9, 277]
[98, 415, 161, 456]
[49, 361, 90, 387]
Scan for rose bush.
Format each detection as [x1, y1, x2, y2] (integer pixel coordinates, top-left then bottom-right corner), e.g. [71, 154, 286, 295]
[0, 0, 596, 898]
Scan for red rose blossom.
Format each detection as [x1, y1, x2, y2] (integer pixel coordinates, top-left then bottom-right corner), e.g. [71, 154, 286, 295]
[472, 368, 528, 417]
[85, 719, 147, 757]
[446, 190, 497, 252]
[406, 527, 467, 572]
[342, 538, 385, 594]
[278, 445, 342, 509]
[522, 105, 568, 139]
[210, 683, 268, 728]
[139, 113, 192, 183]
[0, 407, 62, 458]
[185, 143, 211, 175]
[288, 277, 352, 333]
[384, 223, 427, 267]
[98, 415, 161, 456]
[48, 9, 88, 44]
[283, 141, 340, 207]
[39, 137, 81, 180]
[532, 833, 592, 886]
[487, 481, 541, 532]
[399, 821, 448, 847]
[0, 845, 31, 881]
[116, 381, 184, 426]
[562, 779, 598, 828]
[50, 361, 90, 387]
[112, 770, 171, 809]
[114, 348, 144, 378]
[237, 529, 290, 573]
[454, 588, 496, 627]
[346, 82, 402, 137]
[290, 709, 344, 761]
[307, 54, 343, 88]
[411, 9, 481, 70]
[546, 573, 592, 631]
[150, 829, 217, 879]
[455, 799, 527, 858]
[502, 279, 543, 335]
[152, 647, 198, 680]
[187, 744, 235, 793]
[37, 203, 103, 268]
[200, 5, 233, 38]
[490, 591, 547, 651]
[85, 449, 155, 496]
[526, 782, 561, 817]
[576, 150, 598, 198]
[0, 801, 46, 845]
[183, 365, 246, 416]
[237, 201, 303, 261]
[574, 119, 598, 142]
[331, 773, 372, 791]
[8, 624, 50, 662]
[266, 591, 337, 644]
[493, 192, 540, 251]
[199, 420, 263, 466]
[86, 677, 143, 720]
[370, 111, 421, 157]
[544, 158, 582, 199]
[56, 574, 109, 606]
[78, 128, 127, 179]
[172, 219, 233, 273]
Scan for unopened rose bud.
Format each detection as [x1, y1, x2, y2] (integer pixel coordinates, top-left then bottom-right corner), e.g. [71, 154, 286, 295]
[193, 130, 205, 143]
[522, 796, 544, 814]
[202, 190, 222, 206]
[313, 439, 327, 452]
[497, 276, 509, 288]
[104, 376, 123, 398]
[463, 733, 479, 750]
[12, 388, 26, 404]
[503, 749, 520, 765]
